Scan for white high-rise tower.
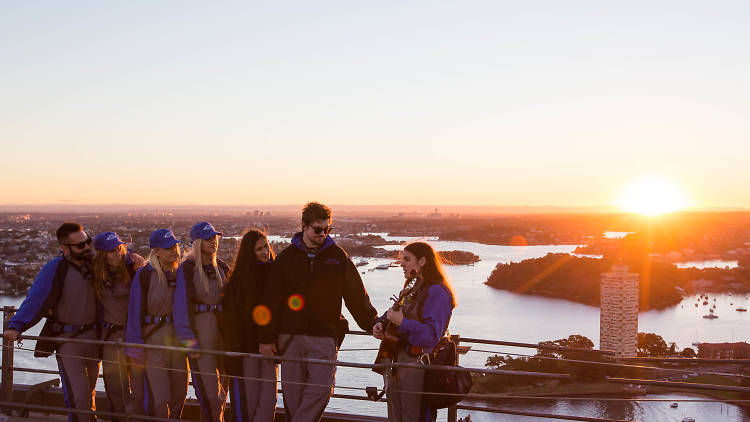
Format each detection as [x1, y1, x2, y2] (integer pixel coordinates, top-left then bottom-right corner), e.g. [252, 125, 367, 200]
[600, 265, 639, 358]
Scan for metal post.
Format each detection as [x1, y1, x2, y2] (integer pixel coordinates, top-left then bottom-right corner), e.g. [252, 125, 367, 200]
[1, 306, 16, 416]
[447, 334, 459, 422]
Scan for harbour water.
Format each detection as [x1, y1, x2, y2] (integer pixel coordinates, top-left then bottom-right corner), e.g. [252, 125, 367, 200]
[3, 235, 749, 420]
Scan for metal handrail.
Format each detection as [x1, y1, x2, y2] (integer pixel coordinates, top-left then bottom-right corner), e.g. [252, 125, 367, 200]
[5, 307, 750, 422]
[8, 334, 571, 378]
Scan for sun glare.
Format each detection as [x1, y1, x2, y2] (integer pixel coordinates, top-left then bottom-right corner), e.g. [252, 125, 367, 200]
[618, 176, 688, 216]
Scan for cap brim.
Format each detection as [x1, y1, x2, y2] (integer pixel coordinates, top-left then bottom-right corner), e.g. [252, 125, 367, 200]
[96, 240, 127, 251]
[165, 238, 181, 247]
[197, 230, 222, 240]
[152, 238, 180, 249]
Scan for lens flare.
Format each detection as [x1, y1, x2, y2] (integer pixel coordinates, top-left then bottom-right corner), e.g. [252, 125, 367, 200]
[252, 305, 271, 326]
[288, 294, 305, 311]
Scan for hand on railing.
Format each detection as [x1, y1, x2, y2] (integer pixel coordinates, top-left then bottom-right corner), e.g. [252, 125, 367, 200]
[259, 343, 277, 356]
[2, 329, 19, 343]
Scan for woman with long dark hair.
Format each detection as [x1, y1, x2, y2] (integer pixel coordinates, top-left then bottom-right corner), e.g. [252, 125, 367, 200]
[372, 241, 456, 422]
[92, 231, 146, 421]
[125, 229, 188, 419]
[221, 229, 277, 422]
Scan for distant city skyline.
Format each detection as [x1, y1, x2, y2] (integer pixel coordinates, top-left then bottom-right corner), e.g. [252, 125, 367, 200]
[2, 2, 749, 209]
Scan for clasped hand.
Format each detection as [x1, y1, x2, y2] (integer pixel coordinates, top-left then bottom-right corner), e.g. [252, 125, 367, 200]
[371, 308, 405, 339]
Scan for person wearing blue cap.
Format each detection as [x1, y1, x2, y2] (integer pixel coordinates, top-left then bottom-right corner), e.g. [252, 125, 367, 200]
[125, 229, 188, 419]
[174, 222, 231, 422]
[91, 232, 146, 421]
[3, 222, 100, 422]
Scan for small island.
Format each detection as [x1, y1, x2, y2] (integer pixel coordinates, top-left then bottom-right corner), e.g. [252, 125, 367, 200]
[438, 250, 480, 265]
[485, 253, 750, 310]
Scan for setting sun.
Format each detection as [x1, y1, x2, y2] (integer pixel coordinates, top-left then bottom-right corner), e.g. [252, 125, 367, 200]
[618, 176, 688, 216]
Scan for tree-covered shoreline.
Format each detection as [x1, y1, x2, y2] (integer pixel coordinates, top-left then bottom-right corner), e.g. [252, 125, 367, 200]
[485, 253, 750, 310]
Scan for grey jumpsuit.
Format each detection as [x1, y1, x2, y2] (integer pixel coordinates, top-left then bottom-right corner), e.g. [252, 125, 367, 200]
[174, 259, 229, 422]
[126, 266, 188, 419]
[55, 264, 101, 422]
[100, 253, 145, 420]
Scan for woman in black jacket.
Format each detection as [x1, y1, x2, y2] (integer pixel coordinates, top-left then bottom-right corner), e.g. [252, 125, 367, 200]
[222, 229, 277, 422]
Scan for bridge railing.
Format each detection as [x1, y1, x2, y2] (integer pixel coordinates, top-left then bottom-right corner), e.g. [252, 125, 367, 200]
[4, 306, 750, 422]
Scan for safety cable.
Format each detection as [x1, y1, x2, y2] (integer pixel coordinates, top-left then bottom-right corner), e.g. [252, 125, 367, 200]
[467, 348, 750, 379]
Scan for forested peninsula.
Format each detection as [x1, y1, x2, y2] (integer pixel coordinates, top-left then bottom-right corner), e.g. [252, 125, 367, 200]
[485, 253, 750, 310]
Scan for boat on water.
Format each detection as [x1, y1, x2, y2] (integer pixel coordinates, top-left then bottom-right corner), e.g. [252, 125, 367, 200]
[375, 263, 389, 270]
[702, 300, 708, 305]
[670, 402, 678, 408]
[703, 313, 719, 319]
[737, 307, 747, 312]
[355, 259, 369, 267]
[682, 417, 695, 422]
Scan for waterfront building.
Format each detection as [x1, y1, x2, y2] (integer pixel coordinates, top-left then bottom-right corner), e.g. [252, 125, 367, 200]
[600, 265, 639, 358]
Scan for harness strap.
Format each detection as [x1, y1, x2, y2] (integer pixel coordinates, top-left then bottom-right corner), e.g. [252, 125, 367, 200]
[49, 322, 96, 335]
[194, 303, 223, 313]
[142, 315, 173, 340]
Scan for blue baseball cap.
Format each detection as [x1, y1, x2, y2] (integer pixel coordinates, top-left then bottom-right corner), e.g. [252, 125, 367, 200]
[149, 229, 180, 249]
[93, 232, 126, 251]
[190, 222, 223, 241]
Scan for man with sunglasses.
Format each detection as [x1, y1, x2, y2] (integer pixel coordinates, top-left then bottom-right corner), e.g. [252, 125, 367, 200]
[259, 202, 378, 421]
[3, 222, 101, 422]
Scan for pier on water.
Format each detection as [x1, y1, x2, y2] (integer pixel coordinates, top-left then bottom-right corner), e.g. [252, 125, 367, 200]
[3, 306, 750, 422]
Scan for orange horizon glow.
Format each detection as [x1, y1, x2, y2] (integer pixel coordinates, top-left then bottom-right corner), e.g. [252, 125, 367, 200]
[617, 176, 689, 216]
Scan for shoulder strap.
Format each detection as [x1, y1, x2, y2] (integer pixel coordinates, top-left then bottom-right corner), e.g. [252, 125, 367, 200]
[125, 254, 137, 281]
[217, 258, 231, 279]
[49, 259, 69, 318]
[139, 266, 153, 318]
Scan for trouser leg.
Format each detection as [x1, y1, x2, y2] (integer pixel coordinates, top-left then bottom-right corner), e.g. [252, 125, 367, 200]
[254, 357, 278, 422]
[237, 355, 277, 422]
[189, 353, 227, 422]
[102, 343, 128, 421]
[287, 335, 336, 422]
[279, 335, 303, 418]
[387, 350, 425, 422]
[228, 357, 251, 422]
[145, 349, 172, 419]
[56, 332, 100, 422]
[128, 361, 146, 416]
[168, 352, 188, 419]
[385, 368, 400, 422]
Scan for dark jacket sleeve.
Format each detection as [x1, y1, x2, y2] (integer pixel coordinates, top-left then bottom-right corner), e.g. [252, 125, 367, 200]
[8, 258, 63, 332]
[342, 256, 378, 332]
[220, 277, 243, 351]
[173, 261, 198, 347]
[257, 256, 285, 344]
[125, 267, 146, 360]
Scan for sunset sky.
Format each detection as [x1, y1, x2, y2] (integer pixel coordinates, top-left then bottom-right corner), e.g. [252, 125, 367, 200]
[1, 2, 748, 209]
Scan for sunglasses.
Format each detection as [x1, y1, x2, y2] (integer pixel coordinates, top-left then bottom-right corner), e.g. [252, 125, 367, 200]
[63, 237, 92, 249]
[309, 225, 333, 235]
